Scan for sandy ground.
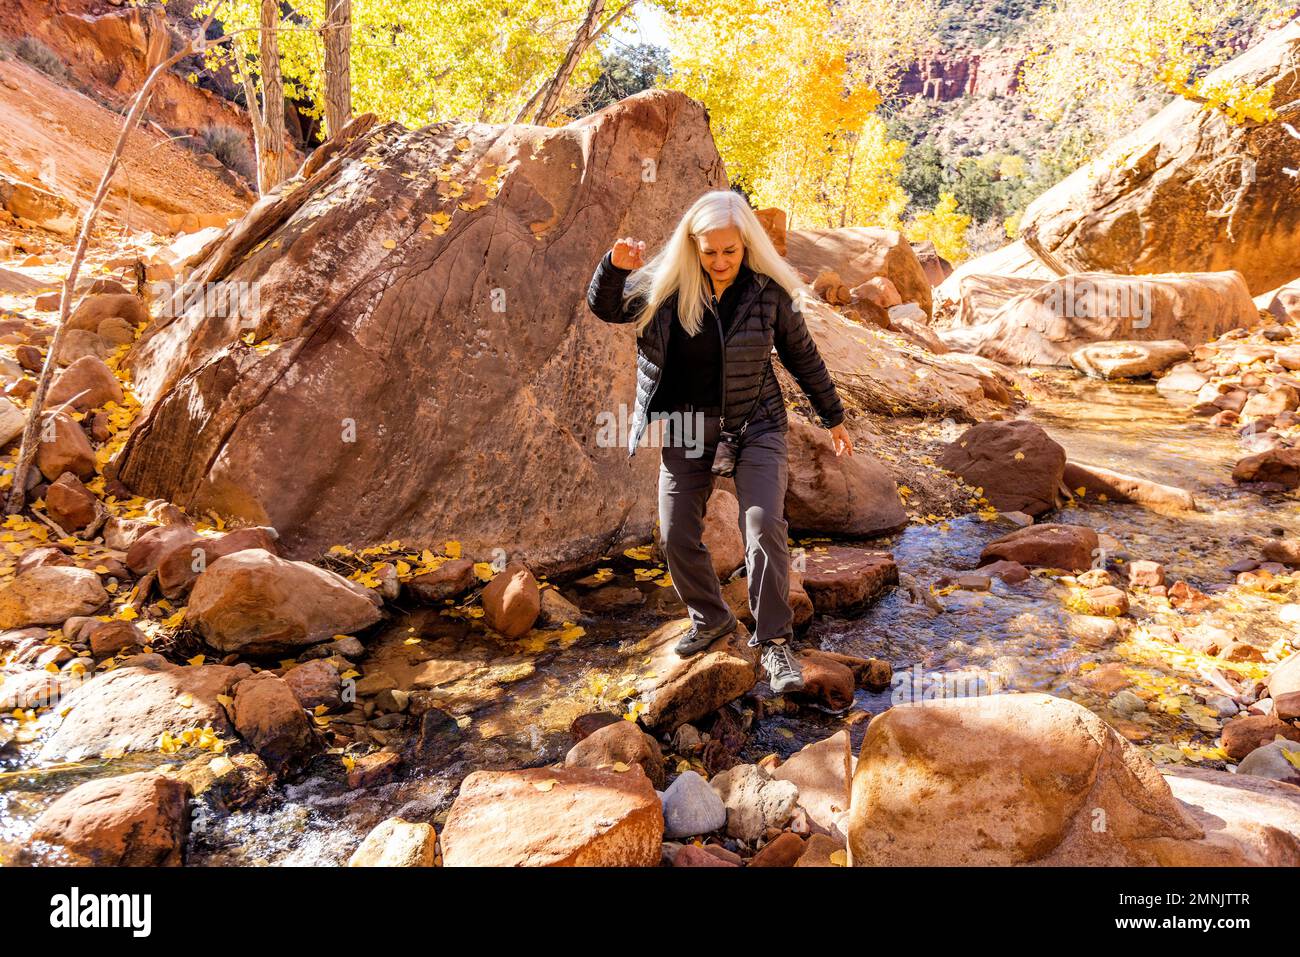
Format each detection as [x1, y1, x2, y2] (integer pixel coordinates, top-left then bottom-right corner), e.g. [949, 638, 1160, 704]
[0, 57, 250, 239]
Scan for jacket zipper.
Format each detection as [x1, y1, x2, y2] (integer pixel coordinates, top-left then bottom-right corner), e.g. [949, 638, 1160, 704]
[718, 274, 769, 431]
[712, 293, 727, 430]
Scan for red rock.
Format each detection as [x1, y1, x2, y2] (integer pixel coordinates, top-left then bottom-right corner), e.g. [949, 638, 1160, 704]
[229, 671, 322, 775]
[1168, 580, 1212, 612]
[1221, 714, 1300, 761]
[406, 558, 476, 603]
[750, 831, 806, 867]
[155, 526, 280, 598]
[980, 559, 1030, 584]
[32, 771, 190, 866]
[800, 546, 898, 614]
[125, 524, 201, 575]
[564, 719, 665, 789]
[938, 420, 1066, 517]
[771, 729, 851, 836]
[68, 292, 148, 331]
[282, 659, 343, 711]
[672, 843, 737, 867]
[0, 565, 108, 628]
[480, 561, 540, 639]
[785, 227, 933, 319]
[1233, 448, 1300, 487]
[632, 619, 759, 733]
[1242, 386, 1299, 418]
[849, 693, 1203, 865]
[45, 472, 99, 531]
[347, 750, 401, 789]
[980, 523, 1099, 572]
[782, 416, 907, 536]
[115, 94, 726, 568]
[1063, 461, 1197, 511]
[86, 620, 145, 658]
[1128, 560, 1166, 587]
[38, 654, 252, 761]
[790, 650, 855, 712]
[14, 545, 74, 576]
[35, 411, 95, 482]
[803, 650, 891, 692]
[186, 549, 382, 655]
[1082, 585, 1130, 616]
[441, 765, 664, 866]
[47, 355, 124, 412]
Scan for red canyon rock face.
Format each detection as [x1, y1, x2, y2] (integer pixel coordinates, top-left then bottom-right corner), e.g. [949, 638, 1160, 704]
[0, 0, 253, 150]
[1019, 23, 1300, 295]
[113, 91, 726, 571]
[897, 46, 1026, 101]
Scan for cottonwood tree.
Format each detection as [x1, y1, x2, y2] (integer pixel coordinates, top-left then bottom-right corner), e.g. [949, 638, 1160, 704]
[658, 0, 930, 229]
[323, 0, 352, 134]
[1020, 0, 1283, 146]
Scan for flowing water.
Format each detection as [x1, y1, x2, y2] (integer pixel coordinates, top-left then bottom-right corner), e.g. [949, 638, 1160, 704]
[2, 373, 1296, 864]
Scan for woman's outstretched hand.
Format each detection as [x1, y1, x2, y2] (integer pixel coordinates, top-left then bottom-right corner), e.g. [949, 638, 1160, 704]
[830, 423, 854, 457]
[611, 236, 646, 270]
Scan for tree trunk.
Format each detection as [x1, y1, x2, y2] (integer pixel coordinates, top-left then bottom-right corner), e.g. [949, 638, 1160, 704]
[323, 0, 353, 137]
[258, 0, 287, 192]
[520, 0, 612, 125]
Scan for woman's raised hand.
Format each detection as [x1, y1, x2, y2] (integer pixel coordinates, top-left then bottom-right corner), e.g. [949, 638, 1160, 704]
[611, 236, 646, 270]
[830, 423, 854, 457]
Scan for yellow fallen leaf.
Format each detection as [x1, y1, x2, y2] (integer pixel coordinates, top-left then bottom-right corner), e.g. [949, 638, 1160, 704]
[829, 849, 848, 866]
[534, 778, 558, 792]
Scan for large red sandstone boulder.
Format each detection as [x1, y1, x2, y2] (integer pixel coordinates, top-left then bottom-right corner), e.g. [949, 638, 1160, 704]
[785, 227, 932, 319]
[782, 416, 906, 536]
[31, 771, 191, 866]
[185, 549, 382, 655]
[937, 419, 1066, 517]
[440, 765, 664, 866]
[940, 271, 1258, 366]
[848, 693, 1204, 865]
[112, 91, 724, 572]
[1018, 24, 1300, 294]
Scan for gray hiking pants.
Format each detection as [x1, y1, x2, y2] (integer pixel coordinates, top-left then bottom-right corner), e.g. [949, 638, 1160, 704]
[656, 407, 793, 646]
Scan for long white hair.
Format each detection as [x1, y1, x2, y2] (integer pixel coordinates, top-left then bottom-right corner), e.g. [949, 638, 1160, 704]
[624, 190, 807, 336]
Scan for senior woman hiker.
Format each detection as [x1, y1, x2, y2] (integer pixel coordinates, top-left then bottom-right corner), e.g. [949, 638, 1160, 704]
[586, 189, 853, 694]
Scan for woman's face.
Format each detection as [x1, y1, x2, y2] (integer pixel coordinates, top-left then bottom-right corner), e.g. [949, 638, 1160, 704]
[695, 226, 744, 288]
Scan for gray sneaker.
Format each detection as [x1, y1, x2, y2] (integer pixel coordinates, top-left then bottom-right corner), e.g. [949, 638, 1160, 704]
[761, 641, 805, 694]
[674, 614, 738, 657]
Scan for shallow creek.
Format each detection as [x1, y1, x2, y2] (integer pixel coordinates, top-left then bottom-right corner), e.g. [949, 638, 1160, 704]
[2, 373, 1296, 864]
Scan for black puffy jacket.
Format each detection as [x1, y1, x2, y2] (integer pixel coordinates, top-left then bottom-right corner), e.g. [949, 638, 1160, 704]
[587, 249, 845, 457]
